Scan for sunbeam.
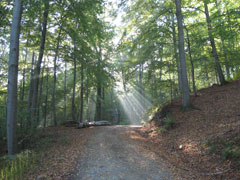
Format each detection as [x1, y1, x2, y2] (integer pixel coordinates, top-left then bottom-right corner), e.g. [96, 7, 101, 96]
[115, 80, 153, 125]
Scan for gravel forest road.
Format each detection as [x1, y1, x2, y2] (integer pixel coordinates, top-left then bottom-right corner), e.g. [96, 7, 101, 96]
[68, 125, 173, 180]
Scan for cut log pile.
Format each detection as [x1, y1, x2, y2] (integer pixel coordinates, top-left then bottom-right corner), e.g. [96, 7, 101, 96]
[62, 121, 111, 128]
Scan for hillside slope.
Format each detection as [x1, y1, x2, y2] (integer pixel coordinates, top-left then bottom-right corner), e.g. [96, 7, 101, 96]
[140, 80, 240, 179]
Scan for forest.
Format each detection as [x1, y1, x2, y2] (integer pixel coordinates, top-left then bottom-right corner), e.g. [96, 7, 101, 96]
[0, 0, 240, 179]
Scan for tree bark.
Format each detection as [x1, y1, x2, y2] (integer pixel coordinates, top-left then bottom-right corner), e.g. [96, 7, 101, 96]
[72, 43, 77, 122]
[7, 0, 23, 155]
[64, 61, 67, 122]
[185, 26, 197, 96]
[175, 0, 190, 109]
[37, 58, 45, 123]
[20, 47, 28, 129]
[79, 63, 84, 123]
[43, 63, 49, 128]
[86, 70, 89, 121]
[52, 28, 62, 126]
[26, 52, 35, 130]
[203, 0, 226, 85]
[31, 0, 49, 127]
[96, 82, 102, 121]
[215, 0, 230, 78]
[171, 14, 182, 94]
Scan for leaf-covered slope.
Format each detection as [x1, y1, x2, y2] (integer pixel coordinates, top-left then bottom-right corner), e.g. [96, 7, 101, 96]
[141, 80, 240, 179]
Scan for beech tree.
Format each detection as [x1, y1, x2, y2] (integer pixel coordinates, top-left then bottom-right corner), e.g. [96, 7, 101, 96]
[203, 0, 226, 85]
[7, 0, 23, 155]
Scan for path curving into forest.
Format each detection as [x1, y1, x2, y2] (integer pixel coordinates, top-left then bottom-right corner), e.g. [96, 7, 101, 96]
[68, 126, 173, 180]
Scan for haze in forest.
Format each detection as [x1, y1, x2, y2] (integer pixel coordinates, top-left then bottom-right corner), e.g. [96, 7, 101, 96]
[0, 0, 240, 179]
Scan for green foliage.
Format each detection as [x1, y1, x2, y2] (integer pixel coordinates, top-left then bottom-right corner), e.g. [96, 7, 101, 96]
[157, 116, 175, 133]
[232, 71, 240, 81]
[205, 139, 240, 167]
[0, 150, 36, 180]
[162, 116, 175, 130]
[35, 137, 54, 150]
[204, 140, 215, 154]
[119, 120, 131, 125]
[223, 143, 240, 162]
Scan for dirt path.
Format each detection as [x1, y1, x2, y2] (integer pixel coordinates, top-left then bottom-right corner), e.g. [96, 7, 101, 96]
[68, 125, 173, 180]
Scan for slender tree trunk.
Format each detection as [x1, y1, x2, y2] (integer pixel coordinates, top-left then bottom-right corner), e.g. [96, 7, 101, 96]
[203, 0, 226, 85]
[96, 83, 102, 121]
[169, 70, 173, 103]
[20, 47, 28, 128]
[185, 26, 197, 96]
[139, 64, 143, 95]
[171, 14, 182, 94]
[52, 29, 61, 126]
[43, 64, 49, 128]
[96, 61, 102, 122]
[27, 52, 35, 128]
[202, 57, 210, 86]
[72, 44, 77, 122]
[86, 70, 89, 121]
[79, 63, 84, 123]
[96, 45, 102, 122]
[7, 0, 23, 155]
[215, 0, 230, 78]
[175, 0, 190, 109]
[37, 58, 45, 123]
[64, 61, 67, 121]
[31, 0, 49, 126]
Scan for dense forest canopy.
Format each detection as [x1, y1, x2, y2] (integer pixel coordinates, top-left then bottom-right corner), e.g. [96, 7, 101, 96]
[0, 0, 240, 155]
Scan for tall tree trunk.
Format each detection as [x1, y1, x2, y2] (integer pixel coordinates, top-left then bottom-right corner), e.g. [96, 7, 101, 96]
[139, 64, 143, 96]
[215, 0, 230, 78]
[171, 14, 182, 94]
[72, 43, 77, 122]
[203, 0, 226, 85]
[20, 47, 28, 128]
[96, 44, 102, 122]
[96, 83, 102, 121]
[31, 0, 49, 127]
[52, 28, 62, 126]
[185, 26, 197, 96]
[37, 58, 45, 123]
[64, 61, 67, 122]
[7, 0, 23, 155]
[43, 64, 49, 128]
[175, 0, 190, 109]
[79, 63, 84, 123]
[27, 52, 35, 128]
[86, 70, 89, 121]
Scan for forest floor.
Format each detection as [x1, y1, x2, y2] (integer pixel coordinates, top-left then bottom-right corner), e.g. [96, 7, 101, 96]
[24, 126, 179, 180]
[140, 80, 240, 179]
[2, 81, 240, 180]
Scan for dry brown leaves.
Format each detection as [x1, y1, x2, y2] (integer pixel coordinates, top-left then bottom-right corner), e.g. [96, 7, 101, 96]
[129, 80, 240, 180]
[25, 126, 93, 180]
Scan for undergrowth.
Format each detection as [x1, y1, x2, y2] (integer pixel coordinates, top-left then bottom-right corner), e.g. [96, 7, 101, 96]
[0, 129, 71, 180]
[205, 139, 240, 167]
[0, 150, 36, 180]
[158, 115, 175, 133]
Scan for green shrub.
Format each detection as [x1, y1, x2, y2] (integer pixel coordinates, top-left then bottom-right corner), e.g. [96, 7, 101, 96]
[204, 140, 215, 153]
[163, 116, 175, 130]
[35, 137, 54, 150]
[205, 139, 240, 167]
[223, 144, 240, 160]
[157, 116, 175, 133]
